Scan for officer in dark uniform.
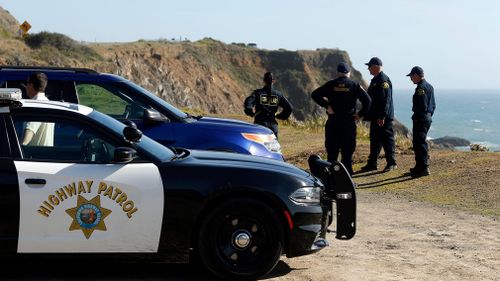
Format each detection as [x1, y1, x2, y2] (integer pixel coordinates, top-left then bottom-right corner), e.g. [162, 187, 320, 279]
[311, 62, 371, 175]
[407, 66, 435, 177]
[244, 72, 293, 138]
[360, 57, 397, 172]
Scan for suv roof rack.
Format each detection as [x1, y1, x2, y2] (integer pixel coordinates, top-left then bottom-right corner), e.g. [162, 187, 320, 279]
[0, 66, 99, 74]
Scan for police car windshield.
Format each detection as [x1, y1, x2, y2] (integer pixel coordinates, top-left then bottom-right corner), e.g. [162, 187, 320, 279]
[88, 110, 176, 161]
[123, 81, 188, 119]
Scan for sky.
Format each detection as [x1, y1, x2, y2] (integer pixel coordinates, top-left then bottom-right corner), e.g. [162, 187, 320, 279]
[2, 0, 500, 90]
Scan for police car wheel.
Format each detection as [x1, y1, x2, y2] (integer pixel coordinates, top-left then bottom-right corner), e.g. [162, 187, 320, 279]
[198, 198, 283, 280]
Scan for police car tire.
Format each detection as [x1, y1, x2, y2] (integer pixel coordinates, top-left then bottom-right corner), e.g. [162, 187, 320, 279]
[198, 198, 283, 280]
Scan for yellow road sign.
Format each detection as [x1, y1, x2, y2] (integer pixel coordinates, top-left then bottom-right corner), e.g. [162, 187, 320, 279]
[19, 21, 31, 34]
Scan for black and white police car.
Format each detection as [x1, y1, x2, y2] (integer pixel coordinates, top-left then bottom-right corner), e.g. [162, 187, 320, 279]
[0, 88, 356, 279]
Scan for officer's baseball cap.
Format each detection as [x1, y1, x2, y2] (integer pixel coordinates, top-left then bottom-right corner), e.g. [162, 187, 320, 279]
[406, 66, 424, 76]
[365, 57, 383, 66]
[263, 72, 274, 83]
[337, 62, 350, 73]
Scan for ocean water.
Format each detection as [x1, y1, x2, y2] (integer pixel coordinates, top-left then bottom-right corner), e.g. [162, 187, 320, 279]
[393, 89, 500, 151]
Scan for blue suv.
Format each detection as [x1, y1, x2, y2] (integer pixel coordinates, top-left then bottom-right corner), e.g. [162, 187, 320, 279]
[0, 66, 283, 160]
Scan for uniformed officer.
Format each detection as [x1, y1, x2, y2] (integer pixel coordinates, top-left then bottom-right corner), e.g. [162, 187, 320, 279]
[360, 57, 397, 172]
[311, 62, 371, 175]
[407, 66, 435, 177]
[244, 72, 293, 138]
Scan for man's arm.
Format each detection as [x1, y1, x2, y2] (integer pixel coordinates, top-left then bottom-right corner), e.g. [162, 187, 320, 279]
[379, 82, 391, 120]
[413, 87, 428, 118]
[355, 84, 371, 118]
[22, 129, 35, 145]
[311, 84, 329, 108]
[276, 95, 293, 120]
[373, 81, 391, 126]
[243, 92, 257, 117]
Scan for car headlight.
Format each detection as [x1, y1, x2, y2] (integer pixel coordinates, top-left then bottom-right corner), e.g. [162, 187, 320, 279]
[289, 187, 321, 205]
[241, 133, 281, 153]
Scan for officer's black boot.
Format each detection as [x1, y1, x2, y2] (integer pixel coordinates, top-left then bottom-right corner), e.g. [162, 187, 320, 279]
[383, 157, 398, 172]
[360, 162, 378, 172]
[411, 167, 430, 178]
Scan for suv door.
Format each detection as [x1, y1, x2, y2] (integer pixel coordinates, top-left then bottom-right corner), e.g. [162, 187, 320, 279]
[10, 112, 164, 253]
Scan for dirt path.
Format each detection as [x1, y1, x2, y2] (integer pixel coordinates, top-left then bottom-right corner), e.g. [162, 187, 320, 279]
[267, 191, 500, 281]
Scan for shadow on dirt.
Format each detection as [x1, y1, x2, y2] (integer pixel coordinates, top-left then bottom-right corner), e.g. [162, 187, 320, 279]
[355, 173, 414, 189]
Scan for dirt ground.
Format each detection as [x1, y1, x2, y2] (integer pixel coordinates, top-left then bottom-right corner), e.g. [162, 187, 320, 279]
[267, 191, 500, 281]
[269, 145, 500, 281]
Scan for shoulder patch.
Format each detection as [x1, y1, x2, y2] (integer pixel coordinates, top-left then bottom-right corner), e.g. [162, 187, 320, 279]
[417, 89, 425, 95]
[382, 82, 390, 89]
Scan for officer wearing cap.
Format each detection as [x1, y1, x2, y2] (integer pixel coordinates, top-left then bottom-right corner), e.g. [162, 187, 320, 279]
[407, 66, 435, 177]
[244, 72, 293, 138]
[360, 57, 397, 172]
[311, 62, 371, 175]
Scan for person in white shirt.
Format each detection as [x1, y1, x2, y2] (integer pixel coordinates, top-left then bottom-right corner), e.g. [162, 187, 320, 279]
[22, 72, 54, 146]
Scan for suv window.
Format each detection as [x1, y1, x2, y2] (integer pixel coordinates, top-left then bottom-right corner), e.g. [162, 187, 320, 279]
[1, 80, 78, 103]
[76, 82, 150, 120]
[13, 116, 118, 163]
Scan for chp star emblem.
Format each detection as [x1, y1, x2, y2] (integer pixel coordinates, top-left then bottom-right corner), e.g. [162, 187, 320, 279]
[65, 195, 112, 239]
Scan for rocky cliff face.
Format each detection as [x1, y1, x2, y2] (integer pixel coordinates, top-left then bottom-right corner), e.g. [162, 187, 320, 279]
[90, 39, 367, 120]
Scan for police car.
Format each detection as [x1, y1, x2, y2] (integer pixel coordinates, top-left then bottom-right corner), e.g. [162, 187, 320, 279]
[0, 89, 356, 280]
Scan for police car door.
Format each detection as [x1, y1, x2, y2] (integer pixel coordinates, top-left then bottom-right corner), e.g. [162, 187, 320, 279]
[11, 112, 164, 253]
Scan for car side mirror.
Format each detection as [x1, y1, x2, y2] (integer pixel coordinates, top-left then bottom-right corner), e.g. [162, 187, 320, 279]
[113, 147, 136, 163]
[123, 124, 142, 143]
[144, 108, 167, 123]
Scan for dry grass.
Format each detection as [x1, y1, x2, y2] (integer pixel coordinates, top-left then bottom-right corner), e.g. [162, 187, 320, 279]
[352, 150, 500, 218]
[283, 121, 499, 218]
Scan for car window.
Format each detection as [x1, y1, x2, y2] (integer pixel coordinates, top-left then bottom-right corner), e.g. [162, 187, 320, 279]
[13, 116, 120, 163]
[87, 110, 176, 162]
[125, 81, 187, 120]
[1, 80, 78, 103]
[76, 82, 147, 120]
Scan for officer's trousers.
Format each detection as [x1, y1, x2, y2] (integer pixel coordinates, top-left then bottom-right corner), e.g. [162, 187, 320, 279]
[367, 119, 396, 166]
[255, 120, 279, 139]
[412, 117, 432, 169]
[325, 116, 356, 175]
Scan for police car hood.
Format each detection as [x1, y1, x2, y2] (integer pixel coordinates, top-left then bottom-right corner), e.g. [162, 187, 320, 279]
[195, 117, 272, 134]
[175, 149, 310, 178]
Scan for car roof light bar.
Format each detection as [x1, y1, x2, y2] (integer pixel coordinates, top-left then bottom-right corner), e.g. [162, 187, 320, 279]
[0, 88, 23, 108]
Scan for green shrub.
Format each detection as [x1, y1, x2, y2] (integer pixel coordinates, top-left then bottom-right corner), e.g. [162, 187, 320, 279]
[24, 31, 102, 61]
